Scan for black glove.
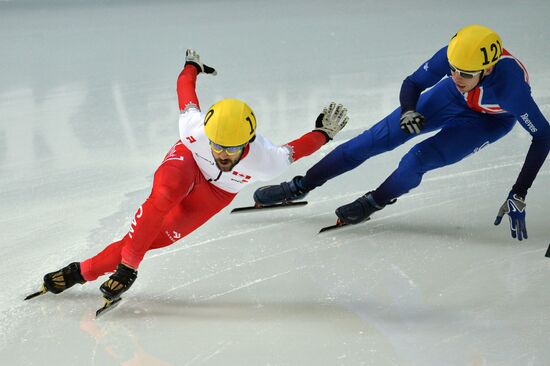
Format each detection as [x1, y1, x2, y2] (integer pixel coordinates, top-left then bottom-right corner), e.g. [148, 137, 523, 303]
[400, 110, 425, 134]
[185, 49, 217, 75]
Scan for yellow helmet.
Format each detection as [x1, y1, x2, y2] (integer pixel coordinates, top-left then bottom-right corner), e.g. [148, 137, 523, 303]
[204, 99, 256, 146]
[447, 24, 503, 71]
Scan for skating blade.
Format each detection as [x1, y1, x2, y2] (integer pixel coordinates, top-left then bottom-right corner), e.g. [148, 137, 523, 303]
[24, 286, 47, 300]
[318, 217, 370, 234]
[95, 297, 122, 317]
[231, 200, 307, 213]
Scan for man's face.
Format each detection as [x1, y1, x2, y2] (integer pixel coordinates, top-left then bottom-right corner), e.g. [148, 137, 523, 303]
[210, 144, 246, 172]
[450, 68, 483, 93]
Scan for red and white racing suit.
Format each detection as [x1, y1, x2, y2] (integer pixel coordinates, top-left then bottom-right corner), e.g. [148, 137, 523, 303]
[80, 65, 328, 281]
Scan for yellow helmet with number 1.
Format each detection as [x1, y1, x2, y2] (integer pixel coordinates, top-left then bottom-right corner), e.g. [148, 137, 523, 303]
[447, 24, 503, 71]
[204, 99, 257, 147]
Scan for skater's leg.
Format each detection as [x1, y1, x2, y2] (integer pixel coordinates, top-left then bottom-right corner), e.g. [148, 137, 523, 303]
[254, 108, 413, 205]
[335, 115, 515, 225]
[149, 176, 236, 250]
[303, 107, 410, 190]
[97, 169, 235, 300]
[80, 142, 199, 281]
[254, 80, 464, 206]
[372, 115, 516, 204]
[80, 240, 124, 281]
[303, 79, 463, 191]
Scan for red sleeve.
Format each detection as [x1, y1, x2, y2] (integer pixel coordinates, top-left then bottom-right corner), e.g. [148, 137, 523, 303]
[286, 131, 328, 162]
[177, 65, 200, 111]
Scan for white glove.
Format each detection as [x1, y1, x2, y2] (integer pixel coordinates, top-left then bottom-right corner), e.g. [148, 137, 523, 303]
[314, 102, 349, 140]
[185, 49, 217, 75]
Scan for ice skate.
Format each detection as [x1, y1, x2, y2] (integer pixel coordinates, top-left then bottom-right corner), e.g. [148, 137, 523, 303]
[253, 175, 309, 206]
[99, 263, 137, 301]
[335, 192, 386, 225]
[25, 262, 86, 300]
[95, 263, 137, 316]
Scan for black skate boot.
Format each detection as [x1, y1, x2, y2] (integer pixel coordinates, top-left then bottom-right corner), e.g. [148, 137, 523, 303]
[253, 175, 309, 206]
[43, 262, 86, 294]
[335, 192, 393, 225]
[99, 263, 137, 301]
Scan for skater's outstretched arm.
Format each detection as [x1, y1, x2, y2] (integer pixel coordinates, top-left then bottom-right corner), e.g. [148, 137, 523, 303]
[493, 59, 550, 241]
[284, 102, 348, 162]
[176, 49, 217, 112]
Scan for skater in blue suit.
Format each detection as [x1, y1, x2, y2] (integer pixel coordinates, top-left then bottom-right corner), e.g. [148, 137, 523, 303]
[254, 24, 550, 241]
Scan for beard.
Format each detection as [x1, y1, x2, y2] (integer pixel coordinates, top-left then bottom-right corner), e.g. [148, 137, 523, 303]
[211, 149, 244, 172]
[214, 155, 241, 172]
[215, 159, 236, 172]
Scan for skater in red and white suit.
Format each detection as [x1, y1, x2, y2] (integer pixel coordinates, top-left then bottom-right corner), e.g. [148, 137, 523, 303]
[38, 49, 349, 301]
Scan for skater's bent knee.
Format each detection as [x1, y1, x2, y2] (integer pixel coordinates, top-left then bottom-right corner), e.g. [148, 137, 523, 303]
[400, 143, 445, 174]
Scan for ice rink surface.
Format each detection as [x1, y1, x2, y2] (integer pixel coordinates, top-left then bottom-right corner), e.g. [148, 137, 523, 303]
[1, 0, 549, 365]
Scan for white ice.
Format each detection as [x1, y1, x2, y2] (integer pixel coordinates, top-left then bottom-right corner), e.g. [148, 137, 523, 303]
[1, 0, 549, 365]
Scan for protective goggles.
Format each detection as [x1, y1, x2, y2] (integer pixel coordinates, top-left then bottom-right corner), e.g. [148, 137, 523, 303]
[209, 141, 246, 156]
[449, 64, 483, 79]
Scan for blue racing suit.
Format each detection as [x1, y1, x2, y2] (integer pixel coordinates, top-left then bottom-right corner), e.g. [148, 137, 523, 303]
[302, 46, 550, 204]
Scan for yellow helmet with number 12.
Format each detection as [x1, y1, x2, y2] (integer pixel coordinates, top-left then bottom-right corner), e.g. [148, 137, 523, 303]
[447, 24, 503, 72]
[204, 99, 257, 147]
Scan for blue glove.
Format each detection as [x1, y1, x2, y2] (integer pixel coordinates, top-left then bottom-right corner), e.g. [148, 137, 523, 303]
[494, 193, 527, 241]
